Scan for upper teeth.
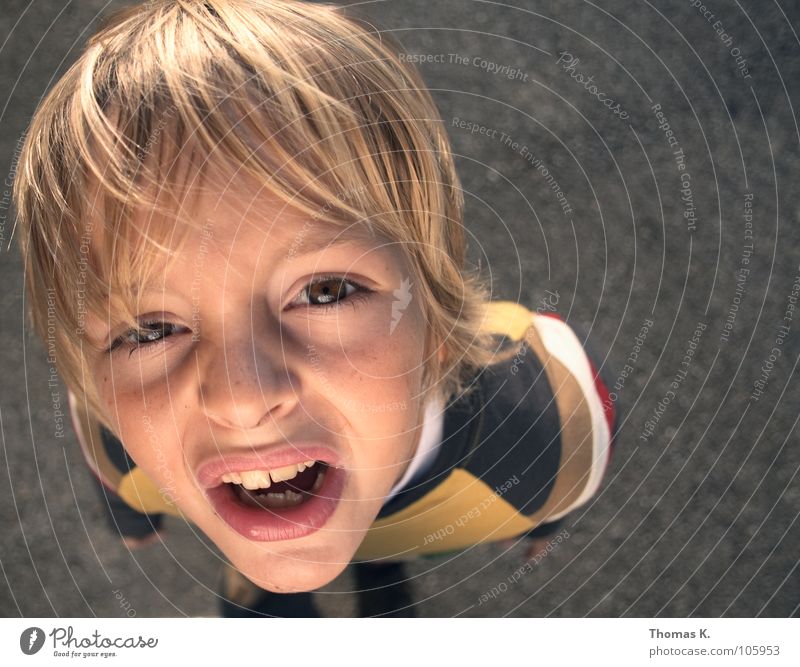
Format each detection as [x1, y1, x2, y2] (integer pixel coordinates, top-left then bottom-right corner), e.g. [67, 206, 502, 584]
[221, 460, 316, 490]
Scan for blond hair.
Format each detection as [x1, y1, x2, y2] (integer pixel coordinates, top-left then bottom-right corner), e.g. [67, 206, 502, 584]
[13, 0, 521, 432]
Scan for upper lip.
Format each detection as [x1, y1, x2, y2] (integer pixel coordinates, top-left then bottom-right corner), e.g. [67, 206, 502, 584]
[195, 441, 343, 489]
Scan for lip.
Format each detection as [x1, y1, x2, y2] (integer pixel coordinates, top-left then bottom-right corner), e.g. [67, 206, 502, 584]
[195, 442, 343, 489]
[196, 442, 347, 542]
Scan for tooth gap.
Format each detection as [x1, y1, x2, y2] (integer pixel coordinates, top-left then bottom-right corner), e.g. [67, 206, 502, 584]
[225, 462, 327, 495]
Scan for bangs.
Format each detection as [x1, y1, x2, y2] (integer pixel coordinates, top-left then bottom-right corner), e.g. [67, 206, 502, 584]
[84, 131, 390, 343]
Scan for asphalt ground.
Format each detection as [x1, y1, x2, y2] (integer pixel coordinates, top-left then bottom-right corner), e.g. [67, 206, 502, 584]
[0, 0, 798, 618]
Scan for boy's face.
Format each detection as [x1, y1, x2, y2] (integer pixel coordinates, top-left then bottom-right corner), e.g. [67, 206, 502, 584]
[86, 163, 429, 592]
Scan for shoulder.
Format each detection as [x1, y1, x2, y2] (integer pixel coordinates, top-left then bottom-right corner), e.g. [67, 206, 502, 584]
[357, 302, 617, 558]
[522, 311, 616, 522]
[461, 303, 563, 517]
[467, 302, 616, 522]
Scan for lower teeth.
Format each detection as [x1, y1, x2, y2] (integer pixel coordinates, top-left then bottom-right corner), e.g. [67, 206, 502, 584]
[238, 488, 306, 509]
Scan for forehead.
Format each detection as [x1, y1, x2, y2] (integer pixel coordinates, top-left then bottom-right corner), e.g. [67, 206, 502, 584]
[89, 157, 380, 283]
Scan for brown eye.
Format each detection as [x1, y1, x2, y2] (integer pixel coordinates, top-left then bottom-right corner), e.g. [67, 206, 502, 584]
[292, 274, 373, 313]
[306, 277, 352, 305]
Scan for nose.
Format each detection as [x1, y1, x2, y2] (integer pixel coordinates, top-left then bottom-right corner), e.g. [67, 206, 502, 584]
[198, 327, 299, 431]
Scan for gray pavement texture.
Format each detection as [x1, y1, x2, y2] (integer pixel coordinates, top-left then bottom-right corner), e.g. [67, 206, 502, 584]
[1, 0, 798, 618]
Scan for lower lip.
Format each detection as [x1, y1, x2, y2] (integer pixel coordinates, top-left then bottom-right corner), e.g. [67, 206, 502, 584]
[204, 465, 347, 542]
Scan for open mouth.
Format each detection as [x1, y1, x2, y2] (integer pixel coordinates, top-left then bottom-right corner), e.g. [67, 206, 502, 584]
[203, 455, 346, 542]
[226, 460, 328, 510]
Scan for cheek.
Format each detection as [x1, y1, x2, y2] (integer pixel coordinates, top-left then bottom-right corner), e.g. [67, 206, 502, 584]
[97, 350, 196, 417]
[94, 367, 184, 484]
[307, 316, 425, 472]
[308, 314, 425, 406]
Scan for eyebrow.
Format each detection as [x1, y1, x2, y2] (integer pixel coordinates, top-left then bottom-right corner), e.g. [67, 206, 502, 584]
[124, 221, 381, 298]
[282, 222, 380, 260]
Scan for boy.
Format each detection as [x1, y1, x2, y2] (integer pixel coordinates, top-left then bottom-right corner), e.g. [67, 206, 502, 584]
[13, 0, 617, 616]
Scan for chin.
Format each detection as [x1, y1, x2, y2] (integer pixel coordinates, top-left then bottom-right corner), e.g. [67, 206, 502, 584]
[226, 538, 358, 593]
